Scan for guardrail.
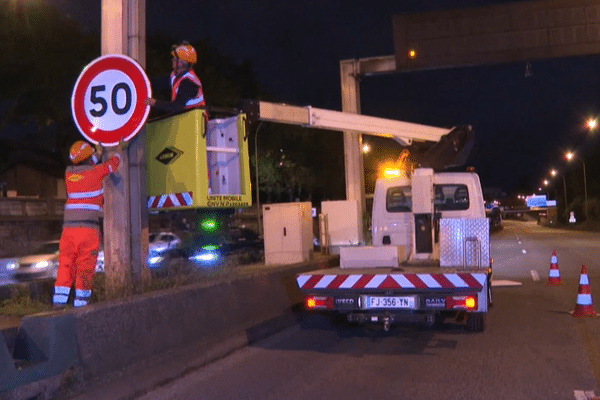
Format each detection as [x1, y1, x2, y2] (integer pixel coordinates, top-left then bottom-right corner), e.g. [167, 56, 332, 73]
[0, 198, 65, 221]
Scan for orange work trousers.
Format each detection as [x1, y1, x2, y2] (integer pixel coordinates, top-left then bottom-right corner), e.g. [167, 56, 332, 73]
[54, 227, 100, 306]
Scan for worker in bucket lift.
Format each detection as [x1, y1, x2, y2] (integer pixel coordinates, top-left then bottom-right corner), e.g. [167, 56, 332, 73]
[145, 41, 206, 114]
[53, 141, 122, 309]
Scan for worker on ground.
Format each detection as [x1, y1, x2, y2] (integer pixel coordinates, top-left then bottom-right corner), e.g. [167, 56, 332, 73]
[145, 41, 206, 113]
[53, 141, 122, 309]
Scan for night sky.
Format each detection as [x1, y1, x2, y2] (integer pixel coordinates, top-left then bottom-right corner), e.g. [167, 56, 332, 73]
[55, 0, 600, 198]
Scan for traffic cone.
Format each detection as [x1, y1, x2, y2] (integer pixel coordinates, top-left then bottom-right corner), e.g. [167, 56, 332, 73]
[546, 250, 562, 286]
[571, 265, 599, 318]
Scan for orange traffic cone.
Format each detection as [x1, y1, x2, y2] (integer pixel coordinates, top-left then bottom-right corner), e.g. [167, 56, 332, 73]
[546, 250, 562, 286]
[571, 265, 598, 318]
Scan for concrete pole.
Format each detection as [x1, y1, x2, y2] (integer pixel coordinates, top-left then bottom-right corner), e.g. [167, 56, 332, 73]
[339, 59, 365, 244]
[582, 159, 588, 221]
[338, 56, 396, 244]
[101, 0, 149, 298]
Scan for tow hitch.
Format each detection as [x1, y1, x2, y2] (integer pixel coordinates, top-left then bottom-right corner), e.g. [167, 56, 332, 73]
[383, 316, 391, 331]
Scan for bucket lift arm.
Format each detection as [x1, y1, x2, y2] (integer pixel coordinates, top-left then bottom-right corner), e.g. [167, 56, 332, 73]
[242, 99, 474, 169]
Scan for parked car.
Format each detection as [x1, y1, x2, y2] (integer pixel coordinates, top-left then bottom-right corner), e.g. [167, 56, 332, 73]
[168, 227, 263, 265]
[7, 232, 182, 281]
[149, 232, 181, 255]
[490, 206, 503, 231]
[10, 240, 105, 282]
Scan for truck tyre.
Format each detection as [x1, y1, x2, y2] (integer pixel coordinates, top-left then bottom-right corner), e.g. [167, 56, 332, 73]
[466, 312, 485, 332]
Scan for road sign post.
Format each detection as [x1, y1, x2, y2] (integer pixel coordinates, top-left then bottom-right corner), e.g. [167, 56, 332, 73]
[71, 50, 151, 298]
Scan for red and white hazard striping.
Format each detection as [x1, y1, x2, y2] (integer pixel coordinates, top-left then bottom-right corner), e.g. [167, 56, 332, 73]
[297, 273, 487, 290]
[147, 192, 193, 209]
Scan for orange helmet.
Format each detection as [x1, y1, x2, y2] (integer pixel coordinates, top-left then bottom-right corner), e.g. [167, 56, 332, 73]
[171, 42, 197, 64]
[70, 140, 94, 164]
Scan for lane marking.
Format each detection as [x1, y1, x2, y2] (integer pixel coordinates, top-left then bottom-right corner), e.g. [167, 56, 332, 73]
[491, 280, 522, 287]
[530, 270, 540, 282]
[573, 389, 599, 399]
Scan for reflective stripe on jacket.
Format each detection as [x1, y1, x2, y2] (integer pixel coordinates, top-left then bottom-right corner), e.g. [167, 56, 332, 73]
[170, 69, 206, 109]
[63, 154, 120, 228]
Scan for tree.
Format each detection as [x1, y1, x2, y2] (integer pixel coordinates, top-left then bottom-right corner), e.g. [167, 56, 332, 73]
[251, 122, 345, 203]
[0, 0, 99, 156]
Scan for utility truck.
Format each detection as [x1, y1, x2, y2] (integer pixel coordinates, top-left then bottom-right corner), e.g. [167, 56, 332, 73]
[243, 99, 491, 332]
[146, 99, 491, 332]
[298, 166, 491, 332]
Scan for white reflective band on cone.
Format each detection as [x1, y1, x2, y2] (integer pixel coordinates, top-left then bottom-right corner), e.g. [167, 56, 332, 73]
[551, 256, 557, 263]
[580, 275, 590, 285]
[577, 294, 593, 305]
[549, 270, 560, 277]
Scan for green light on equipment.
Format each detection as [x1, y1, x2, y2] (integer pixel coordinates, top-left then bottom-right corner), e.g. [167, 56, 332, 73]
[201, 218, 218, 232]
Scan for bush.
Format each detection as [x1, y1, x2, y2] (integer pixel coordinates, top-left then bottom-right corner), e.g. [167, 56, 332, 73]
[0, 285, 52, 316]
[0, 253, 265, 317]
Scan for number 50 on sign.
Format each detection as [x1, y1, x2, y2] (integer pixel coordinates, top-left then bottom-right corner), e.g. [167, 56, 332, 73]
[71, 54, 151, 147]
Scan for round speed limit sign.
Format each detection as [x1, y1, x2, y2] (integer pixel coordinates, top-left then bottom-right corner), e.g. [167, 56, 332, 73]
[71, 54, 151, 147]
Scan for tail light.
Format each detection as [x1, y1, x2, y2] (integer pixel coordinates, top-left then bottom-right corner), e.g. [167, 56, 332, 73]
[446, 295, 477, 310]
[306, 296, 334, 309]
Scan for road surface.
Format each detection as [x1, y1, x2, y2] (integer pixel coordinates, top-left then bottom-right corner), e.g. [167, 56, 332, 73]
[135, 219, 600, 400]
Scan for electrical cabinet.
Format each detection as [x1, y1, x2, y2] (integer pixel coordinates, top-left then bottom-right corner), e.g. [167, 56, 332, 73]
[321, 200, 360, 246]
[263, 202, 313, 265]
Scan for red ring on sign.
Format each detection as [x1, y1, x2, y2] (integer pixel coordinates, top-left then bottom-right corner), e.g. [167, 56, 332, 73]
[71, 55, 151, 146]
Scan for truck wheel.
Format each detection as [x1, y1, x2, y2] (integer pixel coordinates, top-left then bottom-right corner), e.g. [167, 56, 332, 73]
[466, 312, 486, 332]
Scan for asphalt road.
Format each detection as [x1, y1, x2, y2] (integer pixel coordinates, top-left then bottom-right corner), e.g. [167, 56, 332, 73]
[135, 219, 600, 400]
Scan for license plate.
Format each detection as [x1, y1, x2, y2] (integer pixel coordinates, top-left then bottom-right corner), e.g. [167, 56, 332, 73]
[365, 296, 416, 309]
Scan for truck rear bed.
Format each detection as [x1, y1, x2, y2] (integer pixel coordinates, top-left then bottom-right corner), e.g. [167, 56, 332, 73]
[296, 264, 491, 331]
[297, 265, 488, 292]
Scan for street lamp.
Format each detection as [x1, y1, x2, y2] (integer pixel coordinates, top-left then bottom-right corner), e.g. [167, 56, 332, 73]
[565, 151, 588, 221]
[586, 118, 598, 132]
[254, 123, 264, 235]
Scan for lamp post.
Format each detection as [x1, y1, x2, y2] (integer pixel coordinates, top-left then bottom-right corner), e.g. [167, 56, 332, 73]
[254, 123, 263, 235]
[550, 169, 567, 207]
[565, 151, 588, 221]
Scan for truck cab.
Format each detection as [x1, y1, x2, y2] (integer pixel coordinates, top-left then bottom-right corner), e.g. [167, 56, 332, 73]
[371, 167, 486, 263]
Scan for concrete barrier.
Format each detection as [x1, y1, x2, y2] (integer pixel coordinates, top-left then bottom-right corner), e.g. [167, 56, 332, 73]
[0, 312, 77, 392]
[0, 254, 338, 399]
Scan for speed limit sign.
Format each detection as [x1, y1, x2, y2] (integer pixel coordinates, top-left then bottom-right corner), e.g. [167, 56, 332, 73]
[71, 54, 151, 147]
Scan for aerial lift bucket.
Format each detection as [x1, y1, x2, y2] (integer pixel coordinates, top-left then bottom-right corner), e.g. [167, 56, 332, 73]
[145, 109, 252, 211]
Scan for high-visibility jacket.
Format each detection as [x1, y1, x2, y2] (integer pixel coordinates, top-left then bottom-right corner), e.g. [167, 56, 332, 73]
[170, 69, 206, 109]
[63, 154, 120, 230]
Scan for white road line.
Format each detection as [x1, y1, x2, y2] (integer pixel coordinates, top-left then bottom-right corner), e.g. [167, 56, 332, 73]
[530, 270, 540, 282]
[573, 389, 598, 400]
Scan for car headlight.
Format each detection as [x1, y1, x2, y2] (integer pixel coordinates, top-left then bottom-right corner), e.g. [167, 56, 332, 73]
[189, 251, 219, 262]
[6, 262, 18, 270]
[33, 260, 56, 269]
[148, 255, 164, 266]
